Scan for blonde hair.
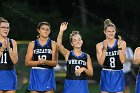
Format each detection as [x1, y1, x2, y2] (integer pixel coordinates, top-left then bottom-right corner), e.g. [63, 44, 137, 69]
[0, 17, 8, 24]
[69, 30, 82, 42]
[104, 19, 116, 31]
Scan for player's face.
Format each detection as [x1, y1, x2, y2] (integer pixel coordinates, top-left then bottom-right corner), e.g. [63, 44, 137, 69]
[104, 26, 116, 39]
[0, 22, 10, 37]
[38, 25, 51, 38]
[71, 34, 83, 48]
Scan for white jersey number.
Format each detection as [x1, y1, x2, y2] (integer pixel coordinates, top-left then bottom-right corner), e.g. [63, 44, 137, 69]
[38, 55, 47, 60]
[75, 65, 80, 71]
[75, 65, 81, 76]
[1, 53, 7, 64]
[110, 57, 115, 68]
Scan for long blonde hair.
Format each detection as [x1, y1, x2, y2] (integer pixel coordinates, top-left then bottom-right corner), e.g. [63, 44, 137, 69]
[0, 17, 8, 24]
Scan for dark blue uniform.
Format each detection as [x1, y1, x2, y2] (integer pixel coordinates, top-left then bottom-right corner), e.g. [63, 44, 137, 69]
[136, 68, 140, 93]
[28, 37, 56, 91]
[0, 39, 17, 90]
[64, 50, 89, 93]
[100, 39, 125, 92]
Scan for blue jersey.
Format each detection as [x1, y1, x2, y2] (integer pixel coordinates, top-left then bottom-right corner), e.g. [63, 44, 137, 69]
[0, 39, 15, 70]
[28, 37, 56, 91]
[136, 69, 140, 93]
[66, 50, 88, 80]
[0, 39, 17, 90]
[103, 39, 123, 70]
[64, 50, 89, 93]
[100, 39, 125, 92]
[33, 38, 52, 68]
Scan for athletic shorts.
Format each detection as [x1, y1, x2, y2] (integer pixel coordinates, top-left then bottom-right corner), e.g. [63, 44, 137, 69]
[136, 74, 140, 93]
[0, 70, 17, 90]
[64, 79, 89, 93]
[100, 69, 125, 92]
[28, 67, 56, 92]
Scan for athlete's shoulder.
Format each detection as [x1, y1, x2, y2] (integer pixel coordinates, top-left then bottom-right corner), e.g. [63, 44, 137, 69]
[96, 41, 103, 49]
[9, 38, 17, 45]
[135, 47, 140, 51]
[10, 39, 16, 43]
[28, 40, 35, 47]
[120, 40, 126, 44]
[82, 52, 90, 58]
[51, 40, 57, 48]
[51, 40, 57, 44]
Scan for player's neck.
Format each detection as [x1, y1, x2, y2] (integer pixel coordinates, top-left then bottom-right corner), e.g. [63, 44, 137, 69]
[73, 49, 82, 56]
[0, 35, 7, 41]
[106, 38, 115, 43]
[39, 37, 48, 42]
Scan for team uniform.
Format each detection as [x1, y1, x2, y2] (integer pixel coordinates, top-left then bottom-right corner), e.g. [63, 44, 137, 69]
[28, 37, 56, 92]
[0, 39, 17, 90]
[100, 39, 125, 92]
[64, 50, 89, 93]
[136, 69, 140, 93]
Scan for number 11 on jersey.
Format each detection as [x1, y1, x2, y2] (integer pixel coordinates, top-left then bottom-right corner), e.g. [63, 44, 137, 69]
[1, 53, 7, 64]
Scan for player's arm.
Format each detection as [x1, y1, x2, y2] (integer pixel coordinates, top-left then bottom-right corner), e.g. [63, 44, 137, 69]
[25, 41, 43, 67]
[57, 22, 69, 58]
[8, 39, 18, 64]
[0, 50, 3, 57]
[75, 54, 93, 77]
[134, 47, 140, 64]
[118, 40, 126, 64]
[43, 41, 57, 67]
[0, 39, 7, 57]
[96, 42, 106, 66]
[84, 54, 93, 76]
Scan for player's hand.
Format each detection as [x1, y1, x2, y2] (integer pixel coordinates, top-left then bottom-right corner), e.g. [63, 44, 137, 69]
[1, 39, 7, 51]
[103, 40, 107, 51]
[38, 58, 46, 65]
[118, 35, 123, 48]
[6, 38, 12, 51]
[60, 22, 68, 32]
[75, 67, 86, 76]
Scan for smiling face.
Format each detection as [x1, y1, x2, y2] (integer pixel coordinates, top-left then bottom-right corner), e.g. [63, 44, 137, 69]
[0, 22, 10, 38]
[104, 26, 116, 39]
[71, 34, 83, 48]
[38, 24, 51, 38]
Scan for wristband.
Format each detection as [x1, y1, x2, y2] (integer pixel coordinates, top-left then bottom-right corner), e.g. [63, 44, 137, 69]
[118, 47, 122, 50]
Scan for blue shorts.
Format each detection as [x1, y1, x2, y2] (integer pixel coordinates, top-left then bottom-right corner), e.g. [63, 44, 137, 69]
[64, 79, 89, 93]
[28, 67, 56, 91]
[136, 74, 140, 93]
[100, 69, 125, 92]
[0, 70, 17, 90]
